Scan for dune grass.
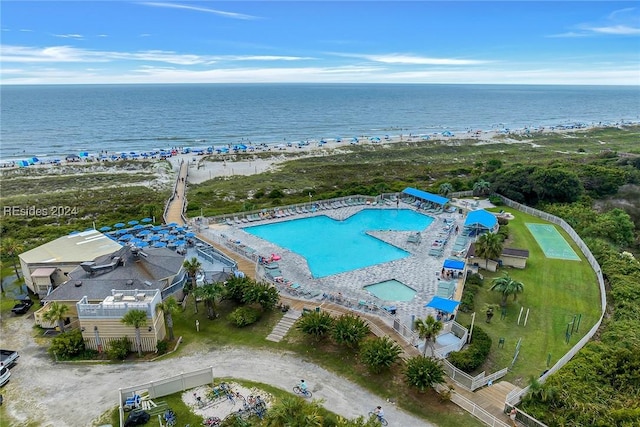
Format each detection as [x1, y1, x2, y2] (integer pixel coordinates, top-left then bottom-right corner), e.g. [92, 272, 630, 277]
[456, 208, 601, 386]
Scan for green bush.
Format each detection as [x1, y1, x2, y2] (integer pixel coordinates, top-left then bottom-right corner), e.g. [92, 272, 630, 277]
[459, 274, 484, 313]
[107, 336, 131, 360]
[448, 326, 492, 373]
[156, 340, 169, 354]
[488, 194, 503, 205]
[48, 329, 86, 360]
[228, 306, 261, 327]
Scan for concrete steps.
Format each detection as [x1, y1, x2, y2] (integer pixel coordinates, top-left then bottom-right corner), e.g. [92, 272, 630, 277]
[266, 310, 301, 342]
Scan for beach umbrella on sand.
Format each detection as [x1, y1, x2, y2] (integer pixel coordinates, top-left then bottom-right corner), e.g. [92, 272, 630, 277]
[99, 226, 112, 232]
[149, 235, 161, 242]
[154, 242, 167, 248]
[167, 222, 178, 227]
[136, 241, 149, 248]
[152, 225, 163, 231]
[185, 232, 196, 238]
[119, 234, 134, 241]
[175, 240, 187, 246]
[128, 220, 139, 226]
[133, 224, 144, 230]
[138, 230, 151, 237]
[114, 222, 126, 228]
[141, 217, 153, 223]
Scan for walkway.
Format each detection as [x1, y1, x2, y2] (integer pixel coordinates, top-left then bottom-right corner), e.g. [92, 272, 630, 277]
[164, 160, 189, 226]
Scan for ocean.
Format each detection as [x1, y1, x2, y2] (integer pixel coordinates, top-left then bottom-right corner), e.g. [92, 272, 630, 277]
[1, 84, 638, 162]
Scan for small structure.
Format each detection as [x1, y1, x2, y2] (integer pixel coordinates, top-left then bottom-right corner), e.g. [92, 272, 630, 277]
[466, 244, 530, 271]
[464, 210, 499, 235]
[402, 187, 450, 210]
[77, 289, 165, 352]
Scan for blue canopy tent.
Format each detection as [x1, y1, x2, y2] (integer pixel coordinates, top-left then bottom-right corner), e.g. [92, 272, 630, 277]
[402, 187, 449, 208]
[464, 210, 498, 234]
[443, 259, 465, 270]
[425, 296, 460, 314]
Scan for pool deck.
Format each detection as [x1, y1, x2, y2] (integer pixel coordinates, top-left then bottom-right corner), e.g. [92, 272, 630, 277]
[199, 202, 470, 326]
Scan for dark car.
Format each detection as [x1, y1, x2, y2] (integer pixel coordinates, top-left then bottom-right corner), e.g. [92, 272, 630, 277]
[11, 298, 33, 315]
[124, 410, 150, 426]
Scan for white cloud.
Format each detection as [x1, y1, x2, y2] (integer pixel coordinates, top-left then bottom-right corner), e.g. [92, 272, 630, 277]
[551, 7, 640, 37]
[585, 25, 640, 35]
[19, 29, 33, 32]
[138, 2, 260, 20]
[331, 52, 487, 65]
[53, 34, 84, 39]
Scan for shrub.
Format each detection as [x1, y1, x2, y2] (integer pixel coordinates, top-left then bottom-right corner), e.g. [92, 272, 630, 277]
[107, 336, 131, 360]
[404, 356, 445, 392]
[359, 336, 403, 373]
[489, 194, 503, 205]
[48, 329, 86, 360]
[448, 326, 492, 373]
[228, 306, 261, 327]
[459, 274, 484, 313]
[156, 340, 169, 354]
[497, 216, 510, 226]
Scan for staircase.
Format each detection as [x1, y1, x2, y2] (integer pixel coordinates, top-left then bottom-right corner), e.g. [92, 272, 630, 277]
[266, 310, 301, 342]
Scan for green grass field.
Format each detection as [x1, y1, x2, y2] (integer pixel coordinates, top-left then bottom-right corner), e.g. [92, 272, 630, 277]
[457, 208, 602, 386]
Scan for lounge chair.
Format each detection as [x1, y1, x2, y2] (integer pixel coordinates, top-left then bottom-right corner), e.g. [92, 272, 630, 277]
[225, 218, 234, 226]
[407, 232, 421, 244]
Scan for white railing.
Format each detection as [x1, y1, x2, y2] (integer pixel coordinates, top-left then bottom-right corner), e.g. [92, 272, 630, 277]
[435, 383, 510, 427]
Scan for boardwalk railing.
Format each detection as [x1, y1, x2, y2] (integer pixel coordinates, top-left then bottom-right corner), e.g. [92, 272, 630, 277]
[435, 383, 510, 427]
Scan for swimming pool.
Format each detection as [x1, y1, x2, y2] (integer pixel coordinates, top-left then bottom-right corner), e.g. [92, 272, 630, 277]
[245, 209, 433, 277]
[364, 280, 417, 302]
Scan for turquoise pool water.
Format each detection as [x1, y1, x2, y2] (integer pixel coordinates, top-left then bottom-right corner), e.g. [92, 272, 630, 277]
[245, 209, 433, 277]
[364, 280, 417, 302]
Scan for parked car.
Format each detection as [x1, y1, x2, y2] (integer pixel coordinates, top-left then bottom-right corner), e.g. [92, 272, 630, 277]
[124, 410, 150, 426]
[0, 366, 10, 387]
[0, 350, 19, 368]
[11, 298, 33, 315]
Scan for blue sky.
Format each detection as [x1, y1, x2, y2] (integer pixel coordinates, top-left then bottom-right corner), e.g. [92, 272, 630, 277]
[1, 1, 639, 85]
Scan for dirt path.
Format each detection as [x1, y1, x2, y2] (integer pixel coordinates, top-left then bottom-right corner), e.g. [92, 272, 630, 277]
[0, 315, 435, 427]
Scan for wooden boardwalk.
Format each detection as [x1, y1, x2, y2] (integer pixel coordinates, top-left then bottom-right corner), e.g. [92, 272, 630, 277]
[164, 160, 189, 226]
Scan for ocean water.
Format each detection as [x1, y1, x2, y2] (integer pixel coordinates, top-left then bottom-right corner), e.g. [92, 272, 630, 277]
[1, 84, 638, 161]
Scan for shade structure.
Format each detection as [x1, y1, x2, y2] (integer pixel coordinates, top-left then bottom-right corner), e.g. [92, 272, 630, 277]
[185, 232, 196, 238]
[443, 259, 465, 270]
[119, 234, 134, 241]
[464, 210, 498, 231]
[136, 241, 150, 248]
[133, 224, 144, 230]
[149, 235, 162, 241]
[99, 226, 112, 232]
[402, 187, 449, 207]
[113, 222, 126, 228]
[128, 220, 139, 226]
[141, 217, 153, 223]
[157, 229, 170, 235]
[138, 230, 151, 236]
[425, 296, 460, 314]
[175, 240, 187, 246]
[114, 228, 128, 235]
[153, 241, 167, 248]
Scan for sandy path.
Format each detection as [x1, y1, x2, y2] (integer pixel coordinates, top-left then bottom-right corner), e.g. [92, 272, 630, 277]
[0, 315, 434, 427]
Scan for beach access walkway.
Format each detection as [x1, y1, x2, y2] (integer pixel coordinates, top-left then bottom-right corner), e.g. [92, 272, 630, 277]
[164, 160, 189, 226]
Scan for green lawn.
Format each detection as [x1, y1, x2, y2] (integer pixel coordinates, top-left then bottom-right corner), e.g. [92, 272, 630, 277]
[456, 207, 602, 386]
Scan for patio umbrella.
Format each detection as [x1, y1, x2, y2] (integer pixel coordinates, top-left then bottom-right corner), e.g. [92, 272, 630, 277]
[99, 226, 112, 232]
[154, 241, 167, 248]
[138, 230, 151, 237]
[185, 232, 196, 238]
[157, 229, 170, 235]
[133, 224, 144, 230]
[114, 222, 126, 228]
[166, 234, 177, 241]
[167, 222, 178, 227]
[152, 225, 163, 231]
[137, 241, 149, 248]
[114, 228, 127, 235]
[128, 220, 139, 226]
[149, 235, 162, 241]
[175, 240, 187, 246]
[119, 234, 134, 241]
[141, 217, 153, 223]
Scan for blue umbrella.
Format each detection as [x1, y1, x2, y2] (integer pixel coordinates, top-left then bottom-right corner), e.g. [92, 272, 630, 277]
[128, 220, 139, 226]
[138, 230, 151, 236]
[69, 230, 81, 235]
[152, 226, 163, 231]
[130, 238, 143, 245]
[114, 228, 127, 235]
[114, 222, 126, 228]
[175, 227, 185, 233]
[119, 234, 134, 241]
[157, 229, 170, 235]
[133, 224, 144, 230]
[154, 241, 167, 248]
[185, 232, 196, 238]
[166, 234, 177, 241]
[99, 226, 112, 232]
[167, 222, 178, 227]
[149, 235, 162, 241]
[141, 218, 153, 223]
[137, 241, 150, 248]
[175, 240, 187, 246]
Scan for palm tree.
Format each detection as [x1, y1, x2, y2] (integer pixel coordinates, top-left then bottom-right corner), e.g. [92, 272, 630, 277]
[414, 315, 444, 356]
[473, 179, 491, 196]
[475, 232, 503, 270]
[192, 282, 224, 320]
[42, 302, 70, 333]
[439, 182, 453, 197]
[1, 237, 24, 279]
[121, 309, 148, 357]
[490, 272, 525, 306]
[155, 297, 180, 341]
[182, 257, 202, 312]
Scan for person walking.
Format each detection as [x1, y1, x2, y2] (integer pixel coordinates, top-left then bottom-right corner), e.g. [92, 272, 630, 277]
[509, 407, 517, 426]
